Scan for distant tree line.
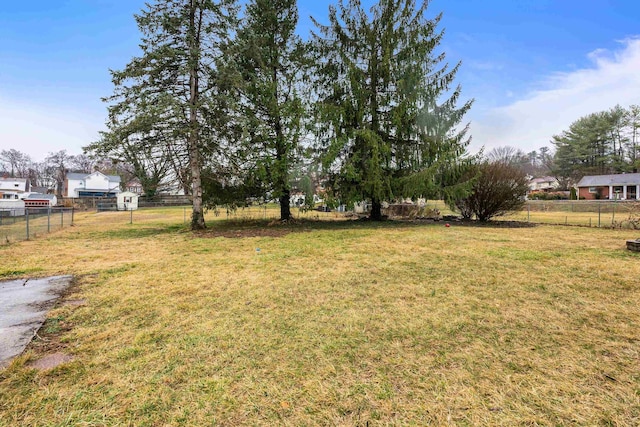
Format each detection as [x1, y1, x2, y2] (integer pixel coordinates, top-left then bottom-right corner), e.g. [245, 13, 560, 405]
[552, 104, 640, 184]
[485, 146, 554, 177]
[83, 0, 475, 229]
[482, 104, 640, 191]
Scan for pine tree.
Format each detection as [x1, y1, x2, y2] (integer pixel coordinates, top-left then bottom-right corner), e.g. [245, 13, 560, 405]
[552, 106, 640, 183]
[624, 105, 640, 170]
[234, 0, 307, 221]
[312, 0, 472, 220]
[98, 0, 238, 230]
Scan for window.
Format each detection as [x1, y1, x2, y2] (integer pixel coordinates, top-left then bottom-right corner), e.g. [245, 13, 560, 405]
[589, 187, 597, 193]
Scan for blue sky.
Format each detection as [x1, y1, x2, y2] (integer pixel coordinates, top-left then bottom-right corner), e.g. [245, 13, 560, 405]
[1, 0, 640, 161]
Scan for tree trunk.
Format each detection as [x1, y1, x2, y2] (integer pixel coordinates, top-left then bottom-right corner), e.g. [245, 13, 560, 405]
[272, 57, 292, 222]
[190, 152, 205, 230]
[370, 198, 382, 221]
[275, 171, 292, 220]
[188, 2, 205, 230]
[279, 191, 291, 221]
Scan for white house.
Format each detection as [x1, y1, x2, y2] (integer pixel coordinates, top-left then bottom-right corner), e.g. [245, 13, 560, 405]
[528, 176, 560, 193]
[0, 177, 30, 195]
[117, 192, 139, 211]
[65, 172, 121, 198]
[290, 192, 306, 206]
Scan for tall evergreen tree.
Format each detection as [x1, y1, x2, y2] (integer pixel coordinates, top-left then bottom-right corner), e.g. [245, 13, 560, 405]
[552, 105, 640, 183]
[234, 0, 307, 221]
[312, 0, 472, 220]
[96, 0, 237, 230]
[624, 104, 640, 171]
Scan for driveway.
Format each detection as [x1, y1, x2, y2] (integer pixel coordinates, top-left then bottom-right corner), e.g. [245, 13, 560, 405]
[0, 275, 73, 367]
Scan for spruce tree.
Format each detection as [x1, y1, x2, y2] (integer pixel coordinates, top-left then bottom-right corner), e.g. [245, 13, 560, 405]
[99, 0, 238, 230]
[234, 0, 307, 221]
[312, 0, 473, 220]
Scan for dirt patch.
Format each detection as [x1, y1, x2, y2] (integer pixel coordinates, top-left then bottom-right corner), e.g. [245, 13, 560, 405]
[194, 227, 295, 239]
[0, 275, 74, 367]
[29, 315, 75, 355]
[24, 276, 90, 365]
[455, 220, 537, 228]
[392, 217, 538, 228]
[28, 353, 74, 370]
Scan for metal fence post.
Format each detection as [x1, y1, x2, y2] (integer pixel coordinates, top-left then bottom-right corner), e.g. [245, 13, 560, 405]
[598, 204, 601, 227]
[71, 206, 74, 225]
[47, 206, 51, 233]
[26, 208, 30, 240]
[527, 204, 530, 222]
[61, 208, 64, 228]
[612, 204, 615, 225]
[130, 209, 133, 224]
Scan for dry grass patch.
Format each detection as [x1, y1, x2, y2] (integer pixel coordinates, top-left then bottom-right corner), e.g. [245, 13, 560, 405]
[0, 206, 639, 425]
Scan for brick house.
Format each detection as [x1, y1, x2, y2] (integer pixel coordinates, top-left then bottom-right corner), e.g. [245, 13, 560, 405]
[576, 173, 640, 200]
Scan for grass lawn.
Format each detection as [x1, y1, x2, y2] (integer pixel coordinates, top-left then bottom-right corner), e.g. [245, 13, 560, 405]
[1, 206, 639, 426]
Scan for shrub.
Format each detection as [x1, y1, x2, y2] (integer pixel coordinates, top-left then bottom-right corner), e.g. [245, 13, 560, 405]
[529, 191, 569, 200]
[570, 187, 577, 200]
[454, 161, 529, 221]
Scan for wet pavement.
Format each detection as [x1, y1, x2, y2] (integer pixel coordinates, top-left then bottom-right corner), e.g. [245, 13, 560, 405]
[0, 275, 73, 367]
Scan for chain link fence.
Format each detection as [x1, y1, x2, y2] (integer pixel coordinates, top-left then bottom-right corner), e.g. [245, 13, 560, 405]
[0, 207, 74, 245]
[506, 200, 640, 228]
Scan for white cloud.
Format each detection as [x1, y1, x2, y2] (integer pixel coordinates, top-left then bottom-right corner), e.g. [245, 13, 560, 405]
[469, 37, 640, 154]
[0, 97, 104, 162]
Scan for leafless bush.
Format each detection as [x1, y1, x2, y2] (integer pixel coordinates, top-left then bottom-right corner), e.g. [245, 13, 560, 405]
[613, 202, 640, 229]
[454, 161, 529, 221]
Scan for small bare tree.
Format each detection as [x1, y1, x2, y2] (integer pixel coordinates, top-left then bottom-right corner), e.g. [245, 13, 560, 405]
[454, 161, 529, 221]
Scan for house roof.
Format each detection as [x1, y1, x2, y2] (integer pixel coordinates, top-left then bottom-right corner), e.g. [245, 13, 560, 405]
[577, 173, 640, 187]
[25, 193, 56, 200]
[530, 176, 557, 184]
[0, 177, 28, 183]
[31, 186, 50, 194]
[67, 172, 121, 183]
[66, 172, 88, 180]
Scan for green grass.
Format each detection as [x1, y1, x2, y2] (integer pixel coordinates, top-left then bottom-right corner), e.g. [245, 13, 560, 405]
[0, 206, 639, 426]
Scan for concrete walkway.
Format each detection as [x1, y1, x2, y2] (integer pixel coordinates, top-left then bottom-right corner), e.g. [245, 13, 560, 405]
[0, 275, 73, 367]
